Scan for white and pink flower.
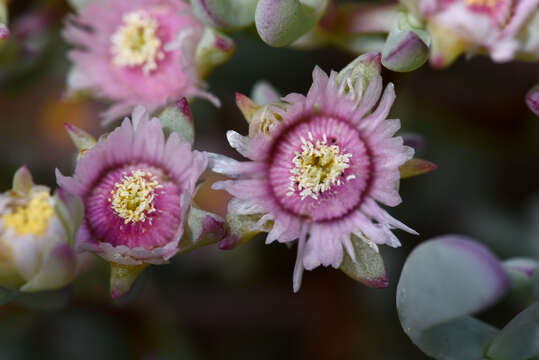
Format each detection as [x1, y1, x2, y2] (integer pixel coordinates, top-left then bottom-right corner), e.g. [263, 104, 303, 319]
[0, 167, 78, 292]
[56, 106, 207, 294]
[64, 0, 221, 124]
[210, 53, 416, 291]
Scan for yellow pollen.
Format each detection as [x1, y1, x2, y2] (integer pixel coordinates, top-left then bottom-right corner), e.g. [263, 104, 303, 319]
[287, 132, 354, 200]
[110, 10, 164, 75]
[109, 170, 163, 224]
[2, 192, 54, 236]
[464, 0, 498, 8]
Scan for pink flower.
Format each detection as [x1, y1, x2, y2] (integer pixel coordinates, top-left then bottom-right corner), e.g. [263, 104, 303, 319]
[210, 54, 416, 291]
[413, 0, 539, 67]
[56, 106, 207, 268]
[63, 0, 217, 124]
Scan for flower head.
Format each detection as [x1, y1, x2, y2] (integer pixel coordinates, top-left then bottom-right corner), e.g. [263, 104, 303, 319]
[210, 53, 416, 291]
[0, 166, 77, 292]
[410, 0, 539, 66]
[56, 106, 207, 271]
[63, 0, 223, 124]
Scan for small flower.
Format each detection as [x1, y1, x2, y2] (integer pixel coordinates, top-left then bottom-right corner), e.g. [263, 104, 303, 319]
[63, 0, 222, 124]
[210, 53, 416, 291]
[0, 166, 77, 292]
[408, 0, 539, 67]
[56, 106, 207, 297]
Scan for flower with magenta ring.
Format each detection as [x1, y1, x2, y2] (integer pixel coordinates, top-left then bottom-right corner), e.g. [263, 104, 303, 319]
[56, 106, 207, 297]
[210, 53, 417, 292]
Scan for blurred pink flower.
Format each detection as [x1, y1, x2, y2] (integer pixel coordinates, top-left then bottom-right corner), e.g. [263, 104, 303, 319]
[64, 0, 216, 124]
[56, 106, 207, 268]
[210, 55, 416, 291]
[412, 0, 539, 67]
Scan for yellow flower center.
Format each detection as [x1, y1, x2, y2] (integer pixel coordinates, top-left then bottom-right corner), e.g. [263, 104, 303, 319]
[109, 170, 163, 224]
[464, 0, 498, 8]
[110, 10, 164, 75]
[287, 132, 354, 200]
[2, 192, 54, 236]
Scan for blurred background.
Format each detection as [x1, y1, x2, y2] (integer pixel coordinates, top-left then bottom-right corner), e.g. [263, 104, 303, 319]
[1, 0, 538, 359]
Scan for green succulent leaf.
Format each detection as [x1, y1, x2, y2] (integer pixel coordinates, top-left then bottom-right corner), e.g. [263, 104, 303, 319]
[397, 236, 509, 359]
[485, 302, 539, 360]
[158, 99, 195, 145]
[340, 234, 388, 288]
[178, 205, 226, 253]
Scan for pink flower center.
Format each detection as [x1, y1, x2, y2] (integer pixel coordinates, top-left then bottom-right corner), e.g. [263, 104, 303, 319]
[287, 132, 354, 200]
[108, 170, 163, 224]
[269, 116, 372, 221]
[86, 165, 182, 249]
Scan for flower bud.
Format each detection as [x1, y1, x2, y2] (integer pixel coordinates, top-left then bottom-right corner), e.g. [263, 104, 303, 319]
[158, 98, 195, 145]
[336, 52, 382, 95]
[0, 167, 77, 292]
[255, 0, 330, 47]
[195, 27, 235, 78]
[235, 92, 285, 137]
[382, 13, 430, 72]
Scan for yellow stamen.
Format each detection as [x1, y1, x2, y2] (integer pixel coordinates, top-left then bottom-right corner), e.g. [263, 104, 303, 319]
[287, 132, 354, 200]
[110, 10, 164, 75]
[109, 170, 162, 224]
[2, 192, 54, 236]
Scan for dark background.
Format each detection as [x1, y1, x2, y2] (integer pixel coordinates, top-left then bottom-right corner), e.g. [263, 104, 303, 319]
[0, 0, 538, 359]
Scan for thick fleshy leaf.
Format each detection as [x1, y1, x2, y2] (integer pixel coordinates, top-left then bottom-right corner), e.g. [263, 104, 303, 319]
[109, 263, 147, 299]
[64, 123, 97, 157]
[503, 258, 539, 292]
[397, 236, 509, 346]
[418, 316, 499, 360]
[12, 165, 33, 195]
[195, 27, 235, 78]
[190, 0, 258, 29]
[255, 0, 329, 47]
[340, 234, 388, 288]
[486, 302, 539, 360]
[526, 84, 539, 116]
[381, 14, 430, 72]
[382, 30, 429, 72]
[158, 99, 194, 145]
[178, 205, 226, 253]
[399, 158, 437, 179]
[220, 213, 271, 250]
[251, 81, 281, 105]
